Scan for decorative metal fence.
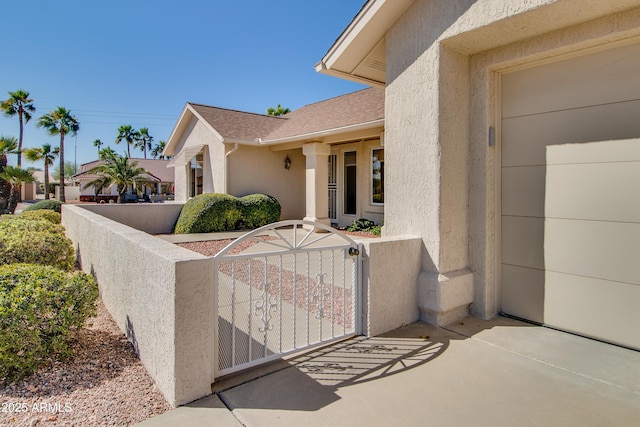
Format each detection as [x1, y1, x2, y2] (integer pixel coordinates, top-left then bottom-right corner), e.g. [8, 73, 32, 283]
[213, 220, 361, 377]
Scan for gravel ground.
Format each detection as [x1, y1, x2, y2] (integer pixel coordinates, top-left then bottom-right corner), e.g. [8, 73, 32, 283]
[0, 300, 171, 427]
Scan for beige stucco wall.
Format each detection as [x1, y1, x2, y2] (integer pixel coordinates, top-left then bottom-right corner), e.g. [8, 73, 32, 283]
[361, 236, 422, 336]
[384, 0, 640, 323]
[79, 203, 184, 234]
[172, 116, 225, 201]
[62, 205, 214, 407]
[228, 145, 305, 220]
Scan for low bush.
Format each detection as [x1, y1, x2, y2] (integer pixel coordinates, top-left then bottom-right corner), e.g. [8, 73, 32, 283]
[238, 194, 281, 229]
[347, 218, 382, 236]
[20, 209, 61, 224]
[174, 193, 242, 234]
[22, 199, 64, 213]
[174, 193, 282, 234]
[0, 264, 98, 384]
[0, 219, 74, 270]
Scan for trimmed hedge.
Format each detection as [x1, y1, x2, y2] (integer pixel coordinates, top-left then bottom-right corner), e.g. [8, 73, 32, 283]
[238, 194, 281, 229]
[20, 209, 61, 224]
[174, 193, 242, 234]
[174, 193, 281, 234]
[0, 218, 74, 270]
[22, 199, 64, 213]
[0, 264, 98, 384]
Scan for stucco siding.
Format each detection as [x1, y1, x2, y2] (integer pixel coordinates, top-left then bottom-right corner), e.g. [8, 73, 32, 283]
[228, 145, 305, 220]
[62, 205, 214, 406]
[383, 0, 640, 323]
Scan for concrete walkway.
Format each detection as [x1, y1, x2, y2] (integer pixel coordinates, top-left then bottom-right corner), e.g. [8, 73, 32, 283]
[136, 316, 640, 427]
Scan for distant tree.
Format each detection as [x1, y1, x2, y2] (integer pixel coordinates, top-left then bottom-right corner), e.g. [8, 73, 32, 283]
[98, 146, 117, 160]
[84, 154, 154, 204]
[0, 90, 35, 167]
[266, 104, 290, 117]
[93, 139, 103, 156]
[136, 127, 153, 159]
[0, 136, 19, 212]
[115, 125, 139, 157]
[24, 143, 59, 200]
[0, 166, 35, 214]
[51, 161, 78, 181]
[150, 140, 167, 159]
[37, 107, 80, 203]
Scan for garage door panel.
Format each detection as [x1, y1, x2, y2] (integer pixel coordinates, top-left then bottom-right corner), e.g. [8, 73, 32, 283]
[501, 265, 544, 323]
[545, 271, 640, 350]
[502, 100, 640, 167]
[502, 216, 545, 270]
[545, 138, 640, 165]
[546, 160, 640, 223]
[502, 165, 545, 218]
[545, 219, 640, 286]
[502, 41, 640, 119]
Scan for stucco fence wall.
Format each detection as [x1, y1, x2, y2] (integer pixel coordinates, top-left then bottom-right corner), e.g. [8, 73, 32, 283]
[61, 204, 421, 407]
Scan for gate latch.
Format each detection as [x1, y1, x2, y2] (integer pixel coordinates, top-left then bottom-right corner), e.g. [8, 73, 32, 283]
[348, 247, 360, 256]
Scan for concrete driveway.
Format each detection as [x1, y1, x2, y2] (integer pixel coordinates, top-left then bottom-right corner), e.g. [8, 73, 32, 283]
[137, 316, 640, 427]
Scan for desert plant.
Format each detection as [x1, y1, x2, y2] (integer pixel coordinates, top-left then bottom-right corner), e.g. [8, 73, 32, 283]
[0, 264, 98, 384]
[0, 218, 74, 270]
[22, 199, 64, 213]
[174, 193, 243, 234]
[238, 194, 281, 229]
[346, 218, 382, 236]
[20, 209, 61, 224]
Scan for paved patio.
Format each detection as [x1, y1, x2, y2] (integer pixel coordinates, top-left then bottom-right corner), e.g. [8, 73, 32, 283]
[136, 315, 640, 426]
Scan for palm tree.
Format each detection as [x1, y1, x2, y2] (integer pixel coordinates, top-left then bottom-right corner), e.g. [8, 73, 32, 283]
[0, 136, 19, 212]
[24, 143, 59, 200]
[115, 125, 139, 157]
[36, 107, 80, 203]
[93, 139, 103, 157]
[0, 166, 35, 214]
[84, 153, 154, 204]
[136, 127, 153, 159]
[150, 140, 167, 159]
[99, 146, 117, 160]
[0, 90, 35, 167]
[266, 104, 290, 116]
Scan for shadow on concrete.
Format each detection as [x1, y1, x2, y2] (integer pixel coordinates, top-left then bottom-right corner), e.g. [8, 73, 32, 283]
[216, 321, 459, 412]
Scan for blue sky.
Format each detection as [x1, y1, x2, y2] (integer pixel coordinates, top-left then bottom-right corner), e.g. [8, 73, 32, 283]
[1, 0, 366, 168]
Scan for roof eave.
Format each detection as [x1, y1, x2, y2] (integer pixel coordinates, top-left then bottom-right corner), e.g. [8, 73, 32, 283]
[258, 119, 385, 146]
[316, 0, 414, 86]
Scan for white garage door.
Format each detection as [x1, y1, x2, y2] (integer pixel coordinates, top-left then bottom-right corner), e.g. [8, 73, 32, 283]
[501, 41, 640, 350]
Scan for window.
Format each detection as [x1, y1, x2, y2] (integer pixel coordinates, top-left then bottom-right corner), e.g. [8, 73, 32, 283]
[189, 152, 204, 197]
[371, 148, 384, 204]
[344, 151, 357, 215]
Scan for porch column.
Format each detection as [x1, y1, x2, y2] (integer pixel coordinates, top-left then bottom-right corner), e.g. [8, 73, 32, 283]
[302, 142, 331, 227]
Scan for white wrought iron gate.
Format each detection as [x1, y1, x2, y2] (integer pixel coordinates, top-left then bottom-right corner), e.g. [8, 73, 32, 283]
[213, 220, 361, 378]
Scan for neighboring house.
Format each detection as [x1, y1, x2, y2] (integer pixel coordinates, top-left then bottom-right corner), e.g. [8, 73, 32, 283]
[164, 88, 384, 227]
[316, 0, 640, 350]
[73, 158, 174, 200]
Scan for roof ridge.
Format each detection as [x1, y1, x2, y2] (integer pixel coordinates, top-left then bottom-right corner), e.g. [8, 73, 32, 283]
[187, 102, 287, 120]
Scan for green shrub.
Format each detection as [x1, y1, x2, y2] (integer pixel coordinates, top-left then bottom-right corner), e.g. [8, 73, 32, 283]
[22, 199, 64, 213]
[20, 209, 61, 224]
[238, 194, 281, 229]
[0, 219, 74, 270]
[0, 264, 98, 384]
[174, 193, 243, 234]
[346, 218, 382, 236]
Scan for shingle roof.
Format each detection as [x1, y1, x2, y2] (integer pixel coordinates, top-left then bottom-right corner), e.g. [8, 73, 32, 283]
[264, 87, 384, 141]
[189, 104, 285, 141]
[187, 87, 384, 143]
